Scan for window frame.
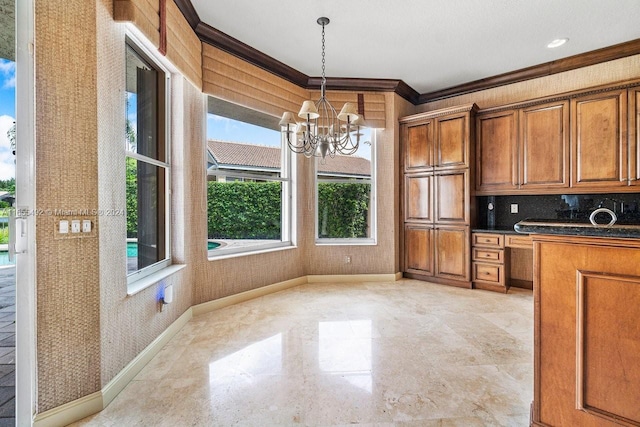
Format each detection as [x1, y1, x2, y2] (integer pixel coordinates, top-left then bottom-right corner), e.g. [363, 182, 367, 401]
[206, 113, 295, 260]
[314, 130, 377, 246]
[125, 35, 173, 286]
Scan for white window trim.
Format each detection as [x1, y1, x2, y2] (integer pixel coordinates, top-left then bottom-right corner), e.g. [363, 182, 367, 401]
[207, 120, 296, 259]
[315, 131, 377, 246]
[125, 29, 175, 291]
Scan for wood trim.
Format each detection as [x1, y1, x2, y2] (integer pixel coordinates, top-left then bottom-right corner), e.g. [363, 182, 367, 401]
[158, 0, 167, 55]
[174, 1, 640, 105]
[419, 38, 640, 103]
[172, 0, 200, 29]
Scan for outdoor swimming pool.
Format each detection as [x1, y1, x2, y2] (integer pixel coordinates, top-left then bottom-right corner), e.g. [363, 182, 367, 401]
[0, 250, 12, 266]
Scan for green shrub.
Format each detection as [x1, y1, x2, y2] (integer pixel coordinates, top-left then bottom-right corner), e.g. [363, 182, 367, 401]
[0, 227, 8, 245]
[317, 182, 370, 238]
[207, 181, 282, 239]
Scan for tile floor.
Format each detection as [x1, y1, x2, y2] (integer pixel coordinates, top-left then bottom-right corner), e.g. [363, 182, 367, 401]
[74, 280, 533, 426]
[0, 266, 15, 427]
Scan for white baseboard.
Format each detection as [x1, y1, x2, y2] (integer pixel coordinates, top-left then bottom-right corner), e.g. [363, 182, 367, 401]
[307, 273, 402, 283]
[191, 276, 307, 316]
[33, 272, 400, 425]
[33, 308, 193, 427]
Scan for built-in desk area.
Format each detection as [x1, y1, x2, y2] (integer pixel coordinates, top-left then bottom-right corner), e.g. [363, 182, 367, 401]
[471, 228, 533, 292]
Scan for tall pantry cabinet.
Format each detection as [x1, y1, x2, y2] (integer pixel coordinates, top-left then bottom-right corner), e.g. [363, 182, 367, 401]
[400, 104, 477, 288]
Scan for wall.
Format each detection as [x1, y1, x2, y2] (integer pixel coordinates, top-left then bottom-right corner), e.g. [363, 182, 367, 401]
[418, 54, 640, 111]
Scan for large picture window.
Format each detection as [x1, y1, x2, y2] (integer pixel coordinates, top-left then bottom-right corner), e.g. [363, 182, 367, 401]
[206, 101, 293, 257]
[125, 42, 170, 282]
[316, 130, 376, 244]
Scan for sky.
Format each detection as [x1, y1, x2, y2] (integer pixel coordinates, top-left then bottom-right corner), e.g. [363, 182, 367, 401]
[0, 58, 15, 181]
[206, 113, 372, 160]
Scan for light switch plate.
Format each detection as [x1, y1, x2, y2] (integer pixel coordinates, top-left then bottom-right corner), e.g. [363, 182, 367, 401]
[82, 219, 91, 233]
[510, 204, 519, 214]
[59, 220, 69, 234]
[71, 219, 81, 233]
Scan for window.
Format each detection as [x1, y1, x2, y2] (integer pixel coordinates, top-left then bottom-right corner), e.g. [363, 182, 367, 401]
[206, 102, 293, 257]
[125, 41, 170, 282]
[316, 129, 376, 244]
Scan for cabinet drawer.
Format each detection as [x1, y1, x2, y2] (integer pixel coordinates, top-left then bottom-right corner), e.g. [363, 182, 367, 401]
[472, 233, 505, 248]
[473, 263, 504, 284]
[472, 248, 504, 263]
[505, 234, 532, 249]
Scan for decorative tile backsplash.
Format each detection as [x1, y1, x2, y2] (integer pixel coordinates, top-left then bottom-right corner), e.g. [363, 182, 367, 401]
[477, 193, 640, 230]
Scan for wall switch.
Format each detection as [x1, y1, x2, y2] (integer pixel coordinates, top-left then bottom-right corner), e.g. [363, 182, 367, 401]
[510, 203, 519, 214]
[82, 220, 92, 233]
[345, 255, 351, 264]
[59, 220, 69, 234]
[71, 219, 81, 233]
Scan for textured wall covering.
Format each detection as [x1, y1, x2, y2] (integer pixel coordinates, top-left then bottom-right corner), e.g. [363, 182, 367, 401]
[418, 54, 640, 111]
[35, 0, 102, 411]
[114, 0, 202, 88]
[202, 43, 310, 119]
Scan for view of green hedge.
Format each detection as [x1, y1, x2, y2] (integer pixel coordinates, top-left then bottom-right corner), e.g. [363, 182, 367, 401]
[207, 181, 282, 239]
[318, 182, 370, 238]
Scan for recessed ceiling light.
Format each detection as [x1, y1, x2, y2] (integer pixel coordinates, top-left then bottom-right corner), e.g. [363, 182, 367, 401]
[547, 38, 569, 48]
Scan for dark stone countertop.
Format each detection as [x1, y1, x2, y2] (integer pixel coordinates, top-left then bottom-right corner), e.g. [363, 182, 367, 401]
[472, 227, 520, 235]
[514, 218, 640, 239]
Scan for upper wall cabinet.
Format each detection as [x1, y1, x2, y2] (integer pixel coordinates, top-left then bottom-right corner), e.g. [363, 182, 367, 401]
[519, 100, 569, 190]
[571, 89, 628, 189]
[630, 86, 640, 186]
[476, 110, 518, 193]
[401, 104, 477, 173]
[404, 121, 434, 172]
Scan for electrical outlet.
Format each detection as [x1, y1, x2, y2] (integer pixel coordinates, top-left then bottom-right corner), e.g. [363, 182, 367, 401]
[82, 219, 92, 233]
[510, 204, 519, 214]
[71, 219, 81, 233]
[345, 255, 351, 264]
[59, 220, 69, 234]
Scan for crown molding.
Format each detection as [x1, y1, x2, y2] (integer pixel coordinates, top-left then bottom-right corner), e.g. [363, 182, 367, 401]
[174, 0, 640, 105]
[419, 38, 640, 103]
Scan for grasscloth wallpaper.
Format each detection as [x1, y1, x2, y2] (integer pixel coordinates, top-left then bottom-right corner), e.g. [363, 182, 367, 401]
[32, 0, 640, 416]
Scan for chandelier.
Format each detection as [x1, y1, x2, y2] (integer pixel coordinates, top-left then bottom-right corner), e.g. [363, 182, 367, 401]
[279, 17, 366, 160]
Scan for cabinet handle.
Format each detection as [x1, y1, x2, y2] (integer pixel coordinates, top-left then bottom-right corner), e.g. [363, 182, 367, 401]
[485, 254, 491, 257]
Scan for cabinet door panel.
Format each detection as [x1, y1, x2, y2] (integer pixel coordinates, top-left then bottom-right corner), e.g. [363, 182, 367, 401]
[630, 86, 640, 186]
[434, 171, 468, 224]
[520, 101, 569, 188]
[404, 225, 434, 275]
[436, 114, 468, 169]
[435, 226, 469, 281]
[476, 110, 518, 192]
[571, 90, 627, 188]
[404, 174, 433, 223]
[404, 121, 433, 172]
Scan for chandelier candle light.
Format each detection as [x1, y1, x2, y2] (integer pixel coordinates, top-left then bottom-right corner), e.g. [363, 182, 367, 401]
[280, 17, 367, 161]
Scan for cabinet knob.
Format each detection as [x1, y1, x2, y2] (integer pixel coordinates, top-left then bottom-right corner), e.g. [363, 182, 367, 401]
[485, 254, 490, 257]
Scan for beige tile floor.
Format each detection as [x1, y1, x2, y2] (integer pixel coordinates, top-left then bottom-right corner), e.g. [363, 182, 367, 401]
[74, 279, 533, 426]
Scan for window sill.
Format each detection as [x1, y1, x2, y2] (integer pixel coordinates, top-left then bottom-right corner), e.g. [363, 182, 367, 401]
[315, 239, 377, 246]
[208, 243, 296, 262]
[127, 264, 186, 296]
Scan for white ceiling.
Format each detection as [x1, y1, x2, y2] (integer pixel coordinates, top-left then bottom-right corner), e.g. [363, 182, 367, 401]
[191, 0, 640, 94]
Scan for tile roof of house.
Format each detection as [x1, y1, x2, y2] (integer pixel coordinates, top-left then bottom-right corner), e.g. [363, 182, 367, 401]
[207, 140, 371, 177]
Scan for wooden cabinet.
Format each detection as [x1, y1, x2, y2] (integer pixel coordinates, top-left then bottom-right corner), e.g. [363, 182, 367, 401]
[471, 232, 509, 292]
[404, 225, 433, 276]
[401, 104, 477, 288]
[532, 234, 640, 426]
[519, 101, 569, 190]
[476, 100, 569, 194]
[476, 110, 518, 193]
[404, 120, 433, 172]
[435, 226, 469, 281]
[629, 86, 640, 186]
[571, 89, 628, 189]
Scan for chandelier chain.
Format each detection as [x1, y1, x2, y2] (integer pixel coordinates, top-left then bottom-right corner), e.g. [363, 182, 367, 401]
[321, 23, 326, 85]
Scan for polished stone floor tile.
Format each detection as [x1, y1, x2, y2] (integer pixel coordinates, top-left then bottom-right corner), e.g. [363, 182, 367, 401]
[74, 280, 533, 426]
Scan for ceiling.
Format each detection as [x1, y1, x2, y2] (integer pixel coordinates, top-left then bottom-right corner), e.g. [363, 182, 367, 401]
[189, 0, 640, 97]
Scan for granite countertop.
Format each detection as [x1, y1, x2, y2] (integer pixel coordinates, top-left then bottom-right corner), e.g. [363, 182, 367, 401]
[514, 218, 640, 239]
[472, 227, 520, 235]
